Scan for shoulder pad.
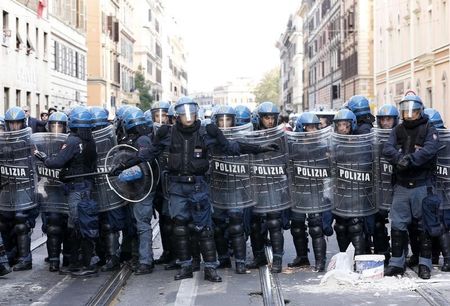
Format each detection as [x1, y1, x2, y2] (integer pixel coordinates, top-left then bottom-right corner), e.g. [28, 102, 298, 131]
[205, 124, 218, 137]
[157, 125, 170, 138]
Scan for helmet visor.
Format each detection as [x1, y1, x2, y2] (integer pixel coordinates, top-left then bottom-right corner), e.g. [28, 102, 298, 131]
[48, 122, 66, 134]
[177, 104, 198, 122]
[152, 109, 168, 124]
[217, 115, 235, 129]
[399, 101, 420, 119]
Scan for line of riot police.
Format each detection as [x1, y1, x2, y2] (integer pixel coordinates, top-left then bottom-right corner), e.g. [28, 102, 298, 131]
[0, 91, 446, 284]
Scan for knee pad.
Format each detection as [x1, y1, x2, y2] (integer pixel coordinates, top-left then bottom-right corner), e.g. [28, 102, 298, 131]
[291, 219, 306, 230]
[267, 218, 281, 231]
[173, 224, 189, 237]
[228, 223, 244, 236]
[199, 227, 214, 239]
[348, 223, 363, 234]
[309, 226, 323, 239]
[291, 224, 306, 239]
[229, 214, 243, 226]
[101, 222, 113, 234]
[334, 222, 347, 235]
[307, 214, 322, 228]
[14, 223, 29, 235]
[374, 220, 387, 232]
[173, 218, 188, 227]
[47, 224, 63, 236]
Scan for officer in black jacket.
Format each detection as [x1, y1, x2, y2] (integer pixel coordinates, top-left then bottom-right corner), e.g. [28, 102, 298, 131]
[35, 106, 98, 277]
[383, 94, 440, 279]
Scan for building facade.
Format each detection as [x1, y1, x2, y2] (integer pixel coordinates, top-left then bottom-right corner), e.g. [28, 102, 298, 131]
[374, 0, 449, 124]
[0, 0, 51, 116]
[133, 0, 164, 102]
[213, 77, 256, 110]
[48, 0, 87, 111]
[304, 0, 343, 111]
[277, 13, 304, 114]
[341, 0, 374, 102]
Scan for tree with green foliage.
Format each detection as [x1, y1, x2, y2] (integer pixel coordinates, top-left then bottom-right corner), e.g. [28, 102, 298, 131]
[253, 67, 280, 104]
[135, 66, 153, 111]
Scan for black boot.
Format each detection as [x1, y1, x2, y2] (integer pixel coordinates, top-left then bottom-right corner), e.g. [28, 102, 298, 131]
[100, 231, 120, 272]
[13, 223, 32, 271]
[334, 219, 350, 252]
[204, 267, 222, 282]
[228, 215, 248, 274]
[440, 232, 450, 272]
[213, 220, 230, 268]
[374, 216, 390, 265]
[418, 231, 432, 279]
[46, 223, 63, 272]
[59, 231, 81, 275]
[155, 216, 174, 265]
[247, 217, 267, 269]
[418, 264, 431, 279]
[384, 229, 407, 276]
[173, 220, 193, 279]
[288, 220, 309, 268]
[135, 263, 154, 275]
[175, 265, 193, 280]
[432, 236, 441, 265]
[198, 227, 221, 278]
[0, 244, 11, 276]
[407, 221, 420, 267]
[271, 256, 282, 273]
[71, 239, 98, 277]
[349, 219, 365, 256]
[188, 223, 201, 272]
[311, 237, 326, 272]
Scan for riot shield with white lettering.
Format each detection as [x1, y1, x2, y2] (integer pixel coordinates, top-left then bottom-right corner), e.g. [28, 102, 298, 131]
[0, 127, 37, 211]
[31, 133, 68, 214]
[93, 125, 126, 211]
[331, 131, 377, 217]
[287, 126, 333, 214]
[245, 125, 291, 213]
[374, 128, 394, 211]
[210, 123, 254, 209]
[436, 128, 450, 209]
[105, 144, 154, 203]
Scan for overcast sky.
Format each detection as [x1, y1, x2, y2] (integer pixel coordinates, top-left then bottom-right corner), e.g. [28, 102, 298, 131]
[164, 0, 300, 93]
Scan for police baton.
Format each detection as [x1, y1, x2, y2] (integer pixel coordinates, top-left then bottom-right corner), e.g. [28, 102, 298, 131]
[63, 172, 109, 180]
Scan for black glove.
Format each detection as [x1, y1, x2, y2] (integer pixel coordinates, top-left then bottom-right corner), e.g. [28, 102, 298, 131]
[109, 162, 127, 176]
[34, 150, 48, 162]
[396, 154, 412, 172]
[258, 143, 280, 153]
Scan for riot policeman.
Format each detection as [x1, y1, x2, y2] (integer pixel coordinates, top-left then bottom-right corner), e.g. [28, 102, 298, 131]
[246, 102, 289, 273]
[210, 105, 250, 274]
[0, 106, 40, 271]
[109, 107, 157, 275]
[331, 109, 374, 256]
[34, 106, 99, 277]
[37, 112, 70, 272]
[287, 112, 332, 271]
[234, 105, 252, 126]
[347, 95, 375, 135]
[151, 101, 171, 125]
[374, 105, 400, 264]
[115, 97, 277, 282]
[424, 108, 450, 272]
[90, 106, 126, 272]
[383, 94, 440, 279]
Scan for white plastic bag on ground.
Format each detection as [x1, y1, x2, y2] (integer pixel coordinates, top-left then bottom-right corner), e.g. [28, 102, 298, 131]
[321, 244, 360, 286]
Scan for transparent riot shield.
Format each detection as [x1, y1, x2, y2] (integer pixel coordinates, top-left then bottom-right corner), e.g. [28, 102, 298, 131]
[31, 133, 69, 214]
[437, 128, 450, 209]
[374, 128, 394, 211]
[92, 125, 126, 211]
[245, 125, 291, 213]
[210, 123, 254, 209]
[331, 131, 378, 217]
[287, 126, 333, 214]
[105, 144, 154, 203]
[0, 127, 37, 211]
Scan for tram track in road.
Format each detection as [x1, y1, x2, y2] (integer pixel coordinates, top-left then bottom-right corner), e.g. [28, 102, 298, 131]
[86, 221, 160, 306]
[259, 246, 287, 306]
[405, 269, 450, 306]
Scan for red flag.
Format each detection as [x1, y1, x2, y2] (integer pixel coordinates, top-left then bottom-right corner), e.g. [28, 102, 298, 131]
[37, 0, 47, 19]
